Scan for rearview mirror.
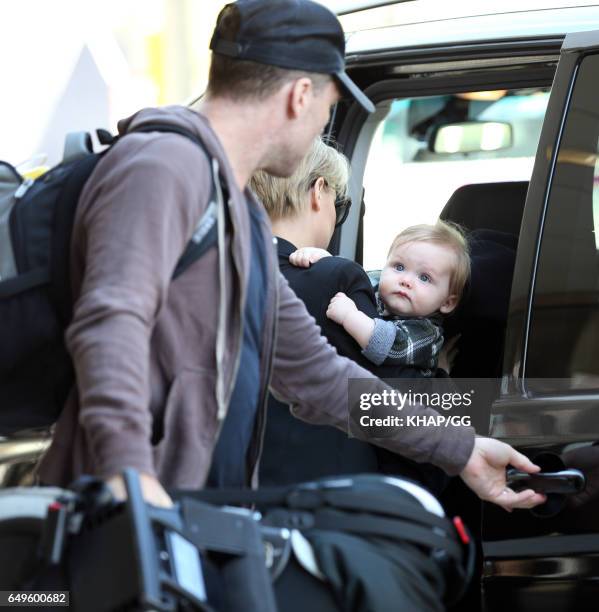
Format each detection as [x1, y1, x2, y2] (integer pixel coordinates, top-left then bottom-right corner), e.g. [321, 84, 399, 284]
[430, 121, 513, 154]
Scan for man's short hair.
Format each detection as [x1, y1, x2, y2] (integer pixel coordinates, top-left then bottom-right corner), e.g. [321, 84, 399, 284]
[250, 137, 350, 221]
[208, 4, 332, 101]
[387, 221, 471, 300]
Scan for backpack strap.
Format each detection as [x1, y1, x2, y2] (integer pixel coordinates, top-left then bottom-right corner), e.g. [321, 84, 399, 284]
[172, 486, 289, 507]
[126, 123, 230, 422]
[308, 507, 464, 560]
[173, 191, 230, 279]
[126, 122, 229, 279]
[171, 485, 452, 533]
[173, 485, 469, 569]
[51, 123, 225, 324]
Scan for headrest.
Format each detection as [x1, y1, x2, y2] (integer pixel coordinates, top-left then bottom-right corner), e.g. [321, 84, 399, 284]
[440, 181, 528, 236]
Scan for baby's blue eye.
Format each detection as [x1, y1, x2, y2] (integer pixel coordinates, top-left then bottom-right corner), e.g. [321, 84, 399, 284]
[419, 273, 431, 283]
[395, 263, 404, 272]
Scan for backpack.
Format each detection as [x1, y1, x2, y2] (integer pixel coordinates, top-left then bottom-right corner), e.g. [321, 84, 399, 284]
[0, 124, 225, 436]
[181, 473, 475, 610]
[0, 471, 474, 611]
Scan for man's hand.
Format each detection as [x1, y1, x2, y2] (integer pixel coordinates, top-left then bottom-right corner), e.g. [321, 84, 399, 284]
[106, 472, 174, 508]
[289, 247, 331, 268]
[327, 292, 358, 325]
[460, 437, 546, 511]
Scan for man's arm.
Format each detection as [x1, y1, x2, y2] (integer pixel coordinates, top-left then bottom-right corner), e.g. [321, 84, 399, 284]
[67, 134, 212, 503]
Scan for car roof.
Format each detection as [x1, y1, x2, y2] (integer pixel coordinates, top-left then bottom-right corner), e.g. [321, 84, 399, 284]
[342, 2, 599, 55]
[326, 0, 414, 16]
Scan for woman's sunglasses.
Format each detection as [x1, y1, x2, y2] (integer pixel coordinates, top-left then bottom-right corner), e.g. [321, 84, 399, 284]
[311, 178, 352, 227]
[335, 196, 352, 227]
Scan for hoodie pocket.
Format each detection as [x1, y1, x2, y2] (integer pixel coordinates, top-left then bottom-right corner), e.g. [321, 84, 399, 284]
[153, 367, 218, 488]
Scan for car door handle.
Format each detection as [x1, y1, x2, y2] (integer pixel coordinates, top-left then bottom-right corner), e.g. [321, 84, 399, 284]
[506, 468, 585, 495]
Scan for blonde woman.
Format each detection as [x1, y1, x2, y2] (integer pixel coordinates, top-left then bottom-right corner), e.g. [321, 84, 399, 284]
[251, 138, 449, 494]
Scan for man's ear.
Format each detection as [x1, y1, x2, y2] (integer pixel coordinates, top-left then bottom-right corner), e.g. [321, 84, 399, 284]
[310, 176, 326, 212]
[288, 77, 313, 119]
[440, 294, 458, 314]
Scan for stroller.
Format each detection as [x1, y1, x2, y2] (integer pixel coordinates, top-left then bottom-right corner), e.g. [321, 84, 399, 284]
[0, 470, 474, 611]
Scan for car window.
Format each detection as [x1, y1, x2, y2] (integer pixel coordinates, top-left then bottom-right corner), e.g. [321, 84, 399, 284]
[526, 54, 599, 391]
[362, 88, 550, 269]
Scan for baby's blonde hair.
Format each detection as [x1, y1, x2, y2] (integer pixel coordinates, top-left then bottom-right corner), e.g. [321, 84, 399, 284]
[250, 137, 350, 221]
[387, 220, 470, 300]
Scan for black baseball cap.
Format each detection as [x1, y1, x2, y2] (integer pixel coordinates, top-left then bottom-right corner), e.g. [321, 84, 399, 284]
[210, 0, 375, 114]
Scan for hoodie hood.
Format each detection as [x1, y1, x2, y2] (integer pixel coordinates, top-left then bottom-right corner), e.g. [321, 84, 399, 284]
[117, 105, 201, 136]
[117, 105, 236, 189]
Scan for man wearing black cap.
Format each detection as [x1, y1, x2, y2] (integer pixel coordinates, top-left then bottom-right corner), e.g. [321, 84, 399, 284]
[40, 0, 544, 522]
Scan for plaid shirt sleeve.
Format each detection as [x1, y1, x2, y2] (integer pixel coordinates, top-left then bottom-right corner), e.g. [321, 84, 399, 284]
[362, 317, 443, 371]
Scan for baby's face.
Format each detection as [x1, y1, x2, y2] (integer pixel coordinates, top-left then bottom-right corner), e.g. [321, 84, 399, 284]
[379, 241, 458, 317]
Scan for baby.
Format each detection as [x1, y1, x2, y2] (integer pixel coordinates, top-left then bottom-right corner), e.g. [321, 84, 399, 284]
[293, 221, 470, 376]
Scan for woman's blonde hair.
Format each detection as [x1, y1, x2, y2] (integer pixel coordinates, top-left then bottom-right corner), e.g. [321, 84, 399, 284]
[250, 137, 350, 221]
[387, 220, 471, 299]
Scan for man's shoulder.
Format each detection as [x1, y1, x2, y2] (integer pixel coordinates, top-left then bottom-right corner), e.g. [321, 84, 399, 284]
[77, 114, 220, 232]
[97, 129, 211, 190]
[105, 106, 231, 187]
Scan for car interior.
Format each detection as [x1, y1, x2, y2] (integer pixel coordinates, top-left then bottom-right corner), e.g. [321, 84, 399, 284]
[440, 181, 526, 380]
[334, 87, 548, 388]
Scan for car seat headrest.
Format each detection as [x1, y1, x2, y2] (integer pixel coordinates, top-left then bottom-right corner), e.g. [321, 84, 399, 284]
[440, 181, 528, 236]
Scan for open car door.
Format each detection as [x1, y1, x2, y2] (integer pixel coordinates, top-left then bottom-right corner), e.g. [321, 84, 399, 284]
[482, 30, 599, 612]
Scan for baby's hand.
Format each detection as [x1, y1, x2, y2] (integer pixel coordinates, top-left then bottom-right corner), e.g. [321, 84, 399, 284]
[289, 247, 331, 268]
[327, 292, 357, 325]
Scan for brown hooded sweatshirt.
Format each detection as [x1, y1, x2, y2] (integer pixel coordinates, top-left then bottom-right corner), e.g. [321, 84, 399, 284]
[39, 106, 474, 489]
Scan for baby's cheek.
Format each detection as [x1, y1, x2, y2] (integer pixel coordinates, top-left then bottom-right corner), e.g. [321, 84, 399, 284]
[378, 280, 392, 300]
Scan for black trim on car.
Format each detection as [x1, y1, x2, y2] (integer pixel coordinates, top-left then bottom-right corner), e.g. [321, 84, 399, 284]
[484, 555, 599, 580]
[501, 50, 582, 392]
[345, 36, 564, 69]
[484, 534, 599, 559]
[338, 67, 555, 160]
[333, 63, 556, 259]
[491, 393, 599, 442]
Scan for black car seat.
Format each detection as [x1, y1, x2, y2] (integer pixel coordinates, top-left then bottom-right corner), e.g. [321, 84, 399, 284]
[440, 181, 528, 378]
[440, 181, 528, 236]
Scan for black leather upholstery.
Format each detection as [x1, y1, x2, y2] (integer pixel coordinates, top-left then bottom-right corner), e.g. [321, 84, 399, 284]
[440, 182, 528, 379]
[440, 181, 528, 236]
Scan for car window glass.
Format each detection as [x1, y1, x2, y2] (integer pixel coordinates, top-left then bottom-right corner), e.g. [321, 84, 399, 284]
[361, 88, 550, 269]
[526, 54, 599, 392]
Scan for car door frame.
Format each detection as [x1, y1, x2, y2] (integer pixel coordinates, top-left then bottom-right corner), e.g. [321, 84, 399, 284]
[492, 30, 599, 450]
[332, 55, 559, 261]
[482, 29, 599, 610]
